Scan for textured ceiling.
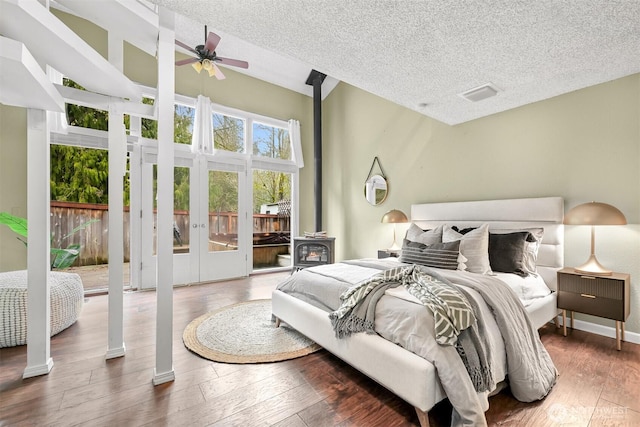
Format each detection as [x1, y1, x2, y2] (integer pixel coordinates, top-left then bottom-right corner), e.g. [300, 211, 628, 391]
[152, 0, 640, 125]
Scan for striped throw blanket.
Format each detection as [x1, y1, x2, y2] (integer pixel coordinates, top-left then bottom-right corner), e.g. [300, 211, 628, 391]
[329, 264, 494, 392]
[329, 264, 475, 345]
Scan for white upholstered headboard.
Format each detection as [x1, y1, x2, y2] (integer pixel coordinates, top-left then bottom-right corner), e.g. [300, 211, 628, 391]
[411, 197, 564, 291]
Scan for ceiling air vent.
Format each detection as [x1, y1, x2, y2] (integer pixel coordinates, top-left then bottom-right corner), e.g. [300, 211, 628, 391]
[459, 83, 499, 102]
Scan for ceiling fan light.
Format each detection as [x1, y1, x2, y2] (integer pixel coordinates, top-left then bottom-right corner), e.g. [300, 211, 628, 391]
[202, 59, 213, 71]
[192, 61, 203, 73]
[207, 66, 216, 77]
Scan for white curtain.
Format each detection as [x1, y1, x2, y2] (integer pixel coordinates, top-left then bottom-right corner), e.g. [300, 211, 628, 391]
[288, 119, 303, 168]
[192, 95, 213, 153]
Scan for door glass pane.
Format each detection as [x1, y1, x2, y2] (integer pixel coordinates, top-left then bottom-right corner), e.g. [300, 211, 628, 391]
[212, 113, 245, 152]
[152, 165, 190, 255]
[208, 170, 238, 252]
[252, 169, 291, 270]
[252, 122, 290, 160]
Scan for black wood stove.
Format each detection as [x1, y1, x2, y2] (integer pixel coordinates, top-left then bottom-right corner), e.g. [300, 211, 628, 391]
[292, 237, 335, 270]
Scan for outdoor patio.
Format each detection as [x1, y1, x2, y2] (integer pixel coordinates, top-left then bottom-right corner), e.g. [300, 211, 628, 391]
[67, 263, 131, 293]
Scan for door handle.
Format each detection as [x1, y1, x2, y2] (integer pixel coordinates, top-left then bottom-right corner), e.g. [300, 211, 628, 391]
[201, 224, 206, 228]
[192, 224, 198, 228]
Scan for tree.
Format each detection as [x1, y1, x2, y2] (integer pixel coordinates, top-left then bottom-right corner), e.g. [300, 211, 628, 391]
[209, 171, 238, 213]
[252, 124, 291, 213]
[50, 145, 110, 204]
[213, 113, 244, 152]
[54, 80, 195, 209]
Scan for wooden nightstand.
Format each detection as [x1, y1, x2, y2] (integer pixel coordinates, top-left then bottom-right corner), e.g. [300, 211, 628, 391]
[378, 250, 400, 259]
[557, 267, 630, 350]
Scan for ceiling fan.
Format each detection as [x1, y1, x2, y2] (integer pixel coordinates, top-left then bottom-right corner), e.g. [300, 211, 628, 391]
[175, 26, 249, 79]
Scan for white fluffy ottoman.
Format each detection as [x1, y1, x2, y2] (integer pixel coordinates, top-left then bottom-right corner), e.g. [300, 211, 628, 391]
[0, 270, 84, 348]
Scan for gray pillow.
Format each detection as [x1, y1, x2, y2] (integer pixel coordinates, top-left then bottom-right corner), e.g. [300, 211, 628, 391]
[443, 224, 491, 274]
[405, 223, 442, 245]
[400, 239, 461, 270]
[491, 228, 544, 276]
[488, 232, 530, 276]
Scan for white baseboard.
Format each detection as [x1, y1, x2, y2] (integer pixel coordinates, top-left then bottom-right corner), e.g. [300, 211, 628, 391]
[106, 343, 126, 359]
[23, 358, 54, 378]
[556, 315, 640, 345]
[152, 368, 175, 385]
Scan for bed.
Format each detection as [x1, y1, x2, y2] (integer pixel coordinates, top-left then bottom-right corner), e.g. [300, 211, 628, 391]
[272, 197, 564, 426]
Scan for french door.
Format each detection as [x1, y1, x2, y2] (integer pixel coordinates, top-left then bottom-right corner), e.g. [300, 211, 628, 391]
[194, 155, 248, 282]
[139, 149, 248, 289]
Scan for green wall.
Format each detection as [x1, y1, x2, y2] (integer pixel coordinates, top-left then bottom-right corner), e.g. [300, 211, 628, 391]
[1, 9, 638, 335]
[0, 104, 28, 270]
[322, 74, 640, 334]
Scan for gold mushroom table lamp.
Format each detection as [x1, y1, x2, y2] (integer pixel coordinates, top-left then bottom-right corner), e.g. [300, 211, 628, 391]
[563, 201, 627, 275]
[381, 209, 409, 252]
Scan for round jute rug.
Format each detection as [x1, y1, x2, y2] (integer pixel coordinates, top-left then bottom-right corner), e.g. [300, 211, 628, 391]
[183, 299, 321, 364]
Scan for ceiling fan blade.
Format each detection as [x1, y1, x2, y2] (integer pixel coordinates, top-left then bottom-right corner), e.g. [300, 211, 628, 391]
[175, 57, 200, 66]
[175, 39, 198, 55]
[216, 57, 249, 69]
[204, 32, 221, 53]
[213, 63, 226, 80]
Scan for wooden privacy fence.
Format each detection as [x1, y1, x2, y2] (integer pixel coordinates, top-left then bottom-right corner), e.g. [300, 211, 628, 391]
[50, 201, 290, 267]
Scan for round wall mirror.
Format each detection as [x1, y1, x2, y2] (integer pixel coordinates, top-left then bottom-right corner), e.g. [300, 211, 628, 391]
[364, 174, 388, 205]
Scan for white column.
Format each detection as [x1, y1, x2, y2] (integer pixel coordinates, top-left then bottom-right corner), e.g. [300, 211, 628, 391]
[129, 143, 142, 290]
[23, 108, 53, 378]
[106, 102, 126, 359]
[106, 32, 126, 359]
[153, 7, 176, 385]
[129, 107, 142, 290]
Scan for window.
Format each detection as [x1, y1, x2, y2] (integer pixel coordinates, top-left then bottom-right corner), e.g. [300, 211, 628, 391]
[64, 78, 108, 131]
[252, 122, 291, 160]
[174, 104, 195, 144]
[213, 113, 245, 152]
[140, 97, 157, 139]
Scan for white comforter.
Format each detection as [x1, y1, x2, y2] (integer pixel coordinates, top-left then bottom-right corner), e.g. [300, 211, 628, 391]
[276, 258, 556, 426]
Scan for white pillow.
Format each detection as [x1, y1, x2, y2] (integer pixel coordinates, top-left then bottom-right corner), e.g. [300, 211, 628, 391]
[443, 223, 492, 274]
[405, 223, 442, 245]
[493, 272, 551, 306]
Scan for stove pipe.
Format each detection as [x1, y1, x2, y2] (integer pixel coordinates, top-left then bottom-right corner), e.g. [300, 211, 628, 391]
[305, 70, 327, 232]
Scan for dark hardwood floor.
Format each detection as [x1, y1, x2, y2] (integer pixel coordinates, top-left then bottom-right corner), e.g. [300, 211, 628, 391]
[1, 272, 638, 426]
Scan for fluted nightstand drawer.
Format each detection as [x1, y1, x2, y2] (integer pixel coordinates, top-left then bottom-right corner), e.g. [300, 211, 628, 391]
[557, 274, 624, 299]
[557, 267, 631, 350]
[557, 291, 625, 321]
[557, 268, 630, 322]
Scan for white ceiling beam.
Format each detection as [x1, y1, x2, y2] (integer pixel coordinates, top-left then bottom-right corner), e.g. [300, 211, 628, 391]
[55, 84, 155, 119]
[0, 0, 142, 101]
[0, 36, 65, 112]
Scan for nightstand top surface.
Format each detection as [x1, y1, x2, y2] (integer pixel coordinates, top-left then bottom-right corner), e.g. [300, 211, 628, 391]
[558, 267, 629, 280]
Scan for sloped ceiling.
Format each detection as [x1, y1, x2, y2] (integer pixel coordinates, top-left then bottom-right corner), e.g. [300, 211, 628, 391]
[16, 0, 640, 124]
[51, 0, 341, 100]
[151, 0, 640, 125]
[55, 0, 159, 57]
